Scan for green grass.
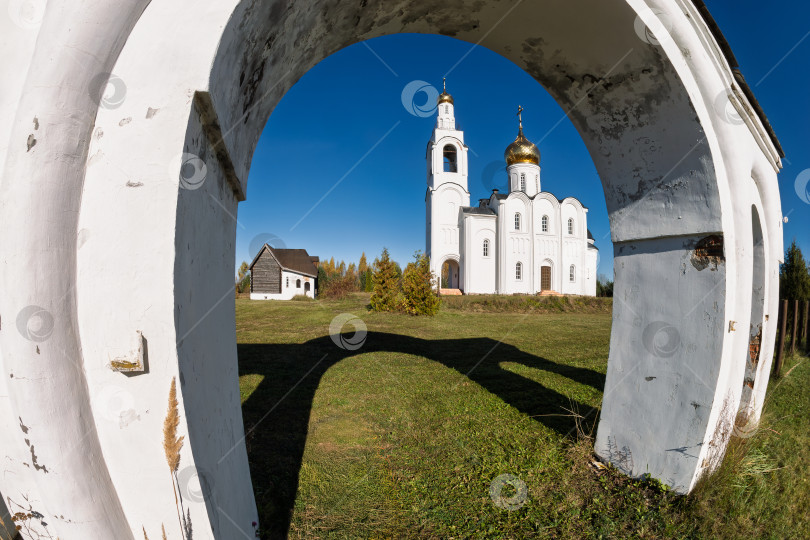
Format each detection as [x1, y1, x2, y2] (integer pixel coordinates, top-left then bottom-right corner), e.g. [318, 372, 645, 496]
[236, 293, 810, 539]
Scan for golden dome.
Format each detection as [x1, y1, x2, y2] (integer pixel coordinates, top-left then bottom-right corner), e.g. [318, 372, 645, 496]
[437, 77, 453, 105]
[504, 106, 540, 166]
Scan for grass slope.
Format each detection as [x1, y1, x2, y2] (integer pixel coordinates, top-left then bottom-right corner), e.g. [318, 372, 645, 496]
[236, 293, 809, 539]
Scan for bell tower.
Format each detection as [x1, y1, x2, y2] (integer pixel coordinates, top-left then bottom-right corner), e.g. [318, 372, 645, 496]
[426, 79, 469, 289]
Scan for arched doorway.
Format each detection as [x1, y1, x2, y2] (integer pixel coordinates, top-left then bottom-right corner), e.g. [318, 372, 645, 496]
[441, 259, 461, 291]
[0, 1, 784, 537]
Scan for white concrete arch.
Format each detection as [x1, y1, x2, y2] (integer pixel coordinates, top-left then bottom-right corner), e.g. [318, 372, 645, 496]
[0, 0, 784, 537]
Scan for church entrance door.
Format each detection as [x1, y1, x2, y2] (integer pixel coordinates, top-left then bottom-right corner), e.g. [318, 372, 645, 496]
[441, 260, 460, 290]
[541, 266, 552, 291]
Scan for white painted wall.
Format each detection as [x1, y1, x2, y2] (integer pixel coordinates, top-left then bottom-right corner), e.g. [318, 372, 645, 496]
[462, 215, 498, 294]
[251, 270, 316, 300]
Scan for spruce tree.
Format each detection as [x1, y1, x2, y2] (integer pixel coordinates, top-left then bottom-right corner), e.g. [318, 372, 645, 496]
[370, 248, 400, 311]
[780, 240, 810, 301]
[402, 252, 440, 316]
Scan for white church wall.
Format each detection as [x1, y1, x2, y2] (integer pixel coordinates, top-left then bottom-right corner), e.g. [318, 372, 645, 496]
[463, 216, 497, 294]
[559, 201, 588, 295]
[503, 196, 533, 294]
[533, 196, 558, 235]
[585, 248, 599, 296]
[429, 183, 468, 283]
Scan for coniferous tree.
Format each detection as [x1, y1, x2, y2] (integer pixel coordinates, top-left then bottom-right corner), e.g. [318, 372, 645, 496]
[370, 248, 400, 311]
[317, 265, 328, 295]
[402, 252, 440, 315]
[358, 252, 368, 275]
[779, 240, 810, 301]
[364, 270, 374, 292]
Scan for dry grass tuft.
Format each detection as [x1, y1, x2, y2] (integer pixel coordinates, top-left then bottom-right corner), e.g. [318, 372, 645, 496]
[163, 377, 184, 473]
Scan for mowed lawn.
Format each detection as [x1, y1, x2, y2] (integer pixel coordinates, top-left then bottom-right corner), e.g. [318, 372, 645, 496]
[236, 293, 810, 539]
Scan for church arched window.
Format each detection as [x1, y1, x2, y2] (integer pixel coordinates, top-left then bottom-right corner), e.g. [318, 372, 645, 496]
[483, 239, 489, 257]
[514, 213, 521, 230]
[443, 145, 458, 173]
[567, 217, 574, 235]
[445, 105, 449, 114]
[520, 173, 526, 191]
[569, 265, 575, 282]
[541, 215, 549, 232]
[515, 262, 523, 280]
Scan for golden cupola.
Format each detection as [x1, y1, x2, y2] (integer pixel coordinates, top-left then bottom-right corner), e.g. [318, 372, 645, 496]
[437, 77, 453, 105]
[504, 106, 540, 166]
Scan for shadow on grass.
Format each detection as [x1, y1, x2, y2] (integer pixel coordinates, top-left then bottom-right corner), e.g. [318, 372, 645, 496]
[238, 332, 605, 538]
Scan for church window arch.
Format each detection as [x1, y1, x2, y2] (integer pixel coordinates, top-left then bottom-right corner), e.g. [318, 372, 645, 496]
[541, 215, 549, 232]
[483, 239, 490, 257]
[520, 173, 526, 191]
[569, 265, 576, 282]
[568, 217, 574, 235]
[443, 145, 458, 173]
[514, 213, 521, 231]
[515, 262, 523, 280]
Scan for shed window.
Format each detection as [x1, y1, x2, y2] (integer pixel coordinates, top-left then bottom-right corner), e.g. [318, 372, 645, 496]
[516, 262, 523, 280]
[286, 277, 289, 288]
[568, 218, 574, 235]
[541, 215, 549, 232]
[443, 145, 458, 173]
[296, 279, 301, 288]
[569, 265, 576, 282]
[514, 213, 521, 230]
[483, 239, 490, 257]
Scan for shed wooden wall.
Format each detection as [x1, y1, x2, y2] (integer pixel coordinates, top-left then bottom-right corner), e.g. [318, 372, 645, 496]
[251, 250, 281, 293]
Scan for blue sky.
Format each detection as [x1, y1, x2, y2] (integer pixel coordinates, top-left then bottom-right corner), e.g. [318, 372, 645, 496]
[237, 2, 809, 277]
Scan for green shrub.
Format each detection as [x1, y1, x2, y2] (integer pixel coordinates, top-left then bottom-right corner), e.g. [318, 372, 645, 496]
[401, 252, 440, 316]
[370, 248, 400, 312]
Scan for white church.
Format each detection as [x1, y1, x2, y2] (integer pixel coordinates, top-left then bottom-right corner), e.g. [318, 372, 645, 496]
[426, 82, 598, 296]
